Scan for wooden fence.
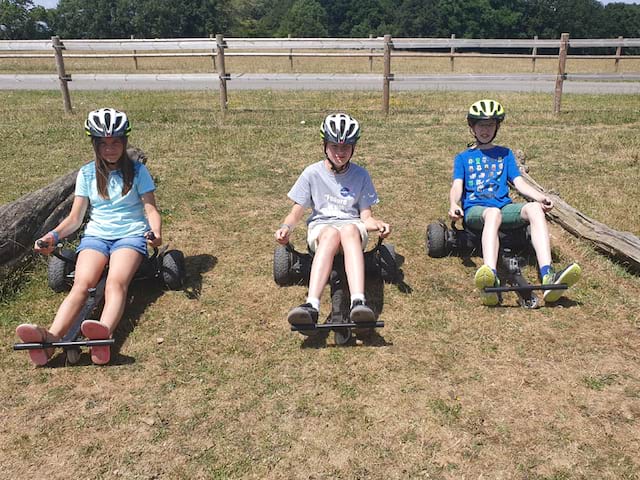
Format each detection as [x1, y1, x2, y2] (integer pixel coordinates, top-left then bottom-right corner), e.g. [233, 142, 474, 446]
[2, 34, 640, 114]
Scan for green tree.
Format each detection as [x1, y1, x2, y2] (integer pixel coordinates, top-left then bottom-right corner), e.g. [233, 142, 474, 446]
[52, 0, 232, 39]
[53, 0, 133, 38]
[521, 0, 603, 38]
[601, 3, 640, 38]
[240, 0, 294, 36]
[392, 0, 441, 37]
[278, 0, 327, 37]
[0, 0, 36, 39]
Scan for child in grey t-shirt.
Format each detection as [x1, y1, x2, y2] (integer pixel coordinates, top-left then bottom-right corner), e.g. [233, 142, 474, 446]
[275, 113, 391, 334]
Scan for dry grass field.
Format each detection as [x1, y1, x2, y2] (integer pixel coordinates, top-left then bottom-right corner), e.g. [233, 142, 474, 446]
[1, 89, 639, 479]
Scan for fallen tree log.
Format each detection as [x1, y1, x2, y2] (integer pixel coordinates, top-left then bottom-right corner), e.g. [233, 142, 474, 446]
[0, 148, 147, 280]
[515, 150, 640, 273]
[0, 170, 77, 276]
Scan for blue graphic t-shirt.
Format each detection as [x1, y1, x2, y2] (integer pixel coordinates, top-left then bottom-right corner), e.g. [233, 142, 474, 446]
[288, 161, 379, 229]
[452, 146, 521, 213]
[75, 160, 156, 239]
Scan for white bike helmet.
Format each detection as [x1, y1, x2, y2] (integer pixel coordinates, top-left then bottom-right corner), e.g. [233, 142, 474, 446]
[84, 108, 131, 137]
[320, 113, 360, 145]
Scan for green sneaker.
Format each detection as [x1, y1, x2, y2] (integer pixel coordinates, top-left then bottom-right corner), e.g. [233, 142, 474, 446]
[474, 265, 501, 306]
[543, 263, 582, 303]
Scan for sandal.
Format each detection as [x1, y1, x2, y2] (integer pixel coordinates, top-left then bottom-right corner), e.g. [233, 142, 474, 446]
[15, 324, 59, 366]
[80, 320, 111, 365]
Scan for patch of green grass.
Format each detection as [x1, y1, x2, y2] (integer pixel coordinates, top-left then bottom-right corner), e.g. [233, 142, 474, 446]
[429, 398, 462, 425]
[583, 373, 619, 391]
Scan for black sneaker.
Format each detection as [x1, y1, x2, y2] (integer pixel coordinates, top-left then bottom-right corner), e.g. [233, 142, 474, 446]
[349, 299, 375, 324]
[287, 303, 319, 336]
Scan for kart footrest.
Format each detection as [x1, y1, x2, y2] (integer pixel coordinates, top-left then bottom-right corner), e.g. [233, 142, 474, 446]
[13, 338, 115, 350]
[485, 283, 567, 293]
[290, 321, 384, 331]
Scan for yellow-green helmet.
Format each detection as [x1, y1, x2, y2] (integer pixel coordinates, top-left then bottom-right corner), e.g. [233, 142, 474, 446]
[467, 99, 505, 124]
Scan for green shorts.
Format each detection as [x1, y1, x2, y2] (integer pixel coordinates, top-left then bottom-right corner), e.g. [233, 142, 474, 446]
[465, 203, 527, 231]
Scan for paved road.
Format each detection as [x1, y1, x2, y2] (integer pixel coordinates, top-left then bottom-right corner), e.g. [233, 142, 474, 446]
[2, 73, 640, 94]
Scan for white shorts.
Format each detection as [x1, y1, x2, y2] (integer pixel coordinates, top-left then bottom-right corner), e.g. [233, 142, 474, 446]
[306, 221, 369, 253]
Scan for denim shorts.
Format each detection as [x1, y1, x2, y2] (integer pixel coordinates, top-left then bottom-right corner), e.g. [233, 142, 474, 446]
[77, 236, 147, 258]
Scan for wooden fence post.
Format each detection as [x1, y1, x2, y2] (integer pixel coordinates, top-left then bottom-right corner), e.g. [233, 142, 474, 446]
[615, 36, 623, 72]
[51, 36, 72, 113]
[216, 34, 228, 111]
[131, 34, 138, 70]
[288, 34, 293, 71]
[531, 35, 538, 72]
[450, 34, 456, 71]
[382, 34, 392, 115]
[210, 34, 216, 70]
[369, 34, 374, 72]
[553, 32, 569, 115]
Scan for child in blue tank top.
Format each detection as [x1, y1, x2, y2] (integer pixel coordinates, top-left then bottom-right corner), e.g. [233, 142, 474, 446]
[448, 99, 581, 306]
[16, 108, 162, 366]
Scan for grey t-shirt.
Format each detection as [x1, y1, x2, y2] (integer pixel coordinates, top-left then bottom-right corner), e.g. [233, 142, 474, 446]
[288, 161, 379, 229]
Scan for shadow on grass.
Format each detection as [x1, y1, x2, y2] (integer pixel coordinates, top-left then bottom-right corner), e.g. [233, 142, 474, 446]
[183, 254, 218, 300]
[44, 253, 218, 368]
[299, 328, 393, 349]
[113, 253, 218, 357]
[390, 251, 413, 294]
[544, 297, 581, 308]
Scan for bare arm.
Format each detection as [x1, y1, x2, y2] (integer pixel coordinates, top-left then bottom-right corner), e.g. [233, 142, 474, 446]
[449, 178, 464, 220]
[275, 203, 306, 245]
[513, 176, 553, 212]
[34, 196, 89, 254]
[141, 191, 163, 247]
[360, 207, 391, 238]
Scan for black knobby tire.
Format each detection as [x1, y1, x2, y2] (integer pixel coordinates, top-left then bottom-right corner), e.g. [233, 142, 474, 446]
[426, 223, 448, 258]
[162, 250, 186, 290]
[273, 245, 293, 286]
[378, 243, 398, 283]
[47, 249, 76, 293]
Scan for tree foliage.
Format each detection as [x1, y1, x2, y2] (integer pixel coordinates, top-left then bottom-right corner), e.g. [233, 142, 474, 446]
[2, 0, 640, 40]
[0, 0, 50, 38]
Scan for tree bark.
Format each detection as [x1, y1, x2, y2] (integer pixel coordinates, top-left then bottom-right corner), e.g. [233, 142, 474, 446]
[515, 150, 640, 272]
[0, 170, 77, 276]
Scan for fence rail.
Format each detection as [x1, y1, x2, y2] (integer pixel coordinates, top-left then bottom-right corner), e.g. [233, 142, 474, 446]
[5, 36, 640, 51]
[1, 34, 639, 113]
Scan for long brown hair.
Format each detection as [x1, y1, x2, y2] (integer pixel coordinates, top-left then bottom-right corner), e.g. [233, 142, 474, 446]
[92, 137, 134, 199]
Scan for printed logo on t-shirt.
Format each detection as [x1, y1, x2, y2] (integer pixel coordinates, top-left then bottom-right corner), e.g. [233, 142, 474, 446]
[340, 187, 354, 198]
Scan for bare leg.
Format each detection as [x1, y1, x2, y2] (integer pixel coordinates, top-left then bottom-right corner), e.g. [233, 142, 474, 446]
[340, 224, 365, 296]
[307, 227, 341, 300]
[481, 207, 502, 270]
[521, 202, 552, 268]
[49, 249, 108, 338]
[99, 248, 143, 334]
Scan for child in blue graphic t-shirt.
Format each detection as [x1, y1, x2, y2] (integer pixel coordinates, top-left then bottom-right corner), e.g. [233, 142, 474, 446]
[275, 113, 391, 333]
[448, 99, 581, 306]
[16, 108, 162, 366]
